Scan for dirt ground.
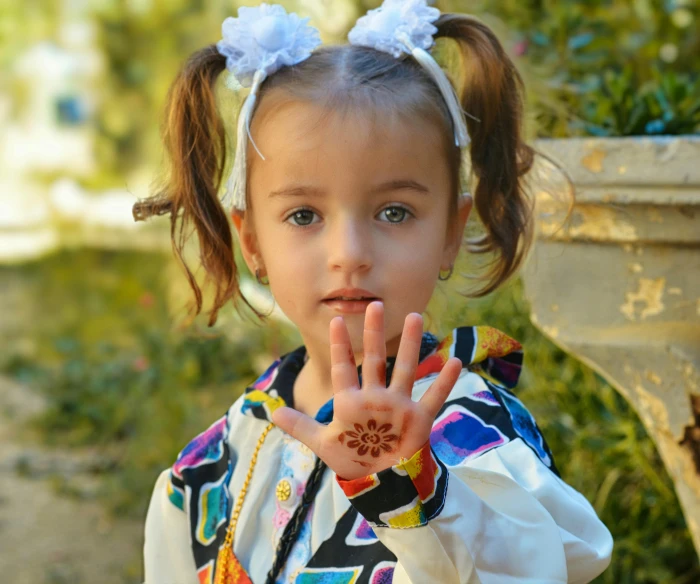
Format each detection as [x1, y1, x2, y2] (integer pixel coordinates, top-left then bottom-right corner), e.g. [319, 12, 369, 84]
[0, 375, 144, 584]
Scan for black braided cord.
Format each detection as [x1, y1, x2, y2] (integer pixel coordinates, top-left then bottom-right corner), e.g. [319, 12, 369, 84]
[265, 456, 328, 583]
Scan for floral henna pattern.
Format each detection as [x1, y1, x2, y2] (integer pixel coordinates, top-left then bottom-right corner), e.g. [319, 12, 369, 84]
[338, 419, 398, 458]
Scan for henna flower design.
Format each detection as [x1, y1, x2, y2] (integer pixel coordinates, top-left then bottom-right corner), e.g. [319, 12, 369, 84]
[338, 419, 398, 458]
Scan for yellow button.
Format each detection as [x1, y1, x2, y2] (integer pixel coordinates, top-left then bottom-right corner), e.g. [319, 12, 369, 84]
[276, 479, 292, 502]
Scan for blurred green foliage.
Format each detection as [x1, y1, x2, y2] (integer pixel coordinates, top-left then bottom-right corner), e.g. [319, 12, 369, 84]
[576, 67, 700, 136]
[444, 0, 700, 136]
[2, 249, 296, 514]
[3, 250, 699, 583]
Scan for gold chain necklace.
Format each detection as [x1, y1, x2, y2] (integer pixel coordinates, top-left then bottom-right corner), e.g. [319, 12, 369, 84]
[214, 421, 275, 584]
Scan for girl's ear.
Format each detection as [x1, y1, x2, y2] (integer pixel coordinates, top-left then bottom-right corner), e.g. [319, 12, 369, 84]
[231, 210, 262, 274]
[442, 192, 473, 268]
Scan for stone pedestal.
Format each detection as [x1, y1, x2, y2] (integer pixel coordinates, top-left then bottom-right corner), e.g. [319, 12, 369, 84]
[523, 136, 700, 554]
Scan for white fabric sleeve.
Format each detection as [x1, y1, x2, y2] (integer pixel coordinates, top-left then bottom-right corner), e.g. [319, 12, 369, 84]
[338, 439, 613, 584]
[462, 440, 613, 583]
[143, 469, 199, 584]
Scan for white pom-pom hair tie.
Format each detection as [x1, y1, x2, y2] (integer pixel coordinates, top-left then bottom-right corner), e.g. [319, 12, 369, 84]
[216, 4, 322, 211]
[348, 0, 473, 149]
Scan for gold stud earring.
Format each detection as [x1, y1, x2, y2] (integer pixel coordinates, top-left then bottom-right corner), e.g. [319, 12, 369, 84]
[438, 266, 454, 281]
[255, 268, 269, 286]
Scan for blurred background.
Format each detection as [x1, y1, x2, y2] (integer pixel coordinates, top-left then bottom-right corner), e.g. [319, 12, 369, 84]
[0, 1, 699, 583]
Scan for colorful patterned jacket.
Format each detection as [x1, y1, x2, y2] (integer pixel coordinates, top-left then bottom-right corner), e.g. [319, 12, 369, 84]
[144, 326, 613, 583]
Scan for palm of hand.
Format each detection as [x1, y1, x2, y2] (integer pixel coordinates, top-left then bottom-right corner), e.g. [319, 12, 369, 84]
[273, 302, 462, 481]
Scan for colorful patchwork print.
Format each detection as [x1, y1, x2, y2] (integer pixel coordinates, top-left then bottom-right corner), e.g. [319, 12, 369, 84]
[337, 474, 381, 499]
[197, 560, 214, 584]
[295, 566, 363, 584]
[414, 331, 454, 379]
[471, 326, 522, 362]
[253, 358, 281, 391]
[167, 409, 236, 580]
[471, 389, 500, 405]
[304, 508, 396, 584]
[196, 473, 230, 546]
[166, 473, 185, 510]
[378, 496, 426, 529]
[430, 387, 559, 475]
[241, 388, 286, 418]
[241, 348, 306, 422]
[172, 416, 228, 481]
[455, 327, 523, 390]
[241, 361, 286, 418]
[497, 387, 552, 467]
[394, 443, 442, 502]
[411, 327, 523, 390]
[430, 404, 509, 466]
[337, 441, 448, 529]
[345, 514, 378, 547]
[369, 562, 395, 584]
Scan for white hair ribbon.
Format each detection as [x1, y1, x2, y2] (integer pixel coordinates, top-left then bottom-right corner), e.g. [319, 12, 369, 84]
[216, 4, 322, 210]
[348, 0, 472, 149]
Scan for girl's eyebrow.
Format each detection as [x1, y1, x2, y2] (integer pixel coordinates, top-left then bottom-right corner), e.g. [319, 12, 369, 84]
[268, 179, 430, 199]
[369, 179, 430, 195]
[269, 185, 325, 199]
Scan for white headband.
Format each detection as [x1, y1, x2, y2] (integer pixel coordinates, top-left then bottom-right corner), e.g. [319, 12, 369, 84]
[216, 4, 321, 211]
[348, 0, 471, 149]
[217, 0, 471, 211]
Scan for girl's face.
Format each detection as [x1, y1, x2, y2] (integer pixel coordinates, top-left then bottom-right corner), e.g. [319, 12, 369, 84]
[234, 100, 471, 359]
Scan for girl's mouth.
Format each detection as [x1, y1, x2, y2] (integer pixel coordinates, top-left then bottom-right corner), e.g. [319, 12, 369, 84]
[322, 297, 380, 314]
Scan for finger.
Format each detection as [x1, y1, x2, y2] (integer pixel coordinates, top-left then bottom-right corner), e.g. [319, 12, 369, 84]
[330, 316, 360, 394]
[418, 357, 463, 419]
[272, 407, 325, 454]
[362, 301, 387, 388]
[389, 313, 423, 394]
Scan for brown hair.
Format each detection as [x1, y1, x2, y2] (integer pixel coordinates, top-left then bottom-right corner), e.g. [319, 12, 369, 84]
[133, 14, 537, 326]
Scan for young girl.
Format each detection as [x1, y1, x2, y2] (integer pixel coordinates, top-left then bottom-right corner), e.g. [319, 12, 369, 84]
[135, 2, 613, 583]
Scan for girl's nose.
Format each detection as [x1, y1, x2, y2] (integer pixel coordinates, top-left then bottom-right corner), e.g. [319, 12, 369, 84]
[326, 217, 373, 274]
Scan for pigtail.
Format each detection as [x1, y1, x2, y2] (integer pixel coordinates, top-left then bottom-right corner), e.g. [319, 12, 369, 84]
[435, 14, 535, 296]
[132, 45, 257, 326]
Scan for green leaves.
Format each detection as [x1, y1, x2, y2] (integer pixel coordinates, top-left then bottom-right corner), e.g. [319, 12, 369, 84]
[575, 67, 700, 136]
[453, 0, 700, 136]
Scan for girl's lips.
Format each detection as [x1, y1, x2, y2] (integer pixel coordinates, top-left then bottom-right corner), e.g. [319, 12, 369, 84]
[322, 299, 379, 314]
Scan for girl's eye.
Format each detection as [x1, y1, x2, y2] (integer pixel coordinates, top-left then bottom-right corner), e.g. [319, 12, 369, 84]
[285, 206, 412, 227]
[378, 206, 411, 224]
[286, 209, 319, 227]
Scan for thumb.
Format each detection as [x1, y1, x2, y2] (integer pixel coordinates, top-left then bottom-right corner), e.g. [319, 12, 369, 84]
[272, 406, 324, 454]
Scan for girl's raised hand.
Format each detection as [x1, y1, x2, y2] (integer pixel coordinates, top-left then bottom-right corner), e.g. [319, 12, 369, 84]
[272, 301, 463, 481]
